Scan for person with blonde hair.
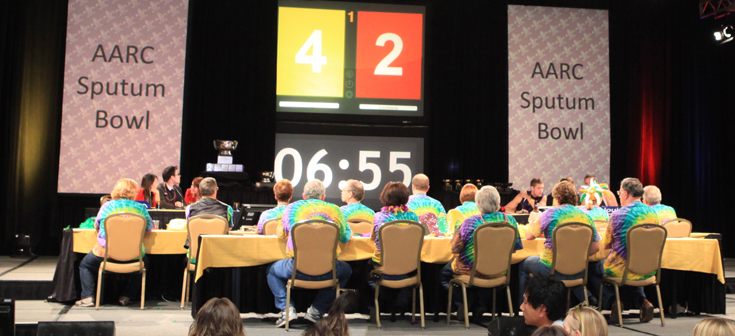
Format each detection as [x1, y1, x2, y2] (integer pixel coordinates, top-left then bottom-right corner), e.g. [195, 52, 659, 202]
[564, 305, 608, 336]
[188, 297, 245, 336]
[76, 178, 154, 307]
[693, 318, 735, 336]
[446, 183, 480, 233]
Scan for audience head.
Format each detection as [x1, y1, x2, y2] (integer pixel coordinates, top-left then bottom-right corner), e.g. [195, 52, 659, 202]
[199, 178, 218, 197]
[552, 181, 578, 206]
[564, 305, 608, 336]
[303, 179, 326, 200]
[693, 318, 735, 336]
[584, 174, 596, 186]
[188, 297, 245, 336]
[642, 185, 662, 206]
[560, 176, 575, 186]
[530, 177, 544, 197]
[531, 326, 569, 336]
[111, 179, 138, 200]
[162, 166, 180, 185]
[475, 186, 501, 214]
[619, 177, 644, 206]
[303, 289, 357, 336]
[521, 274, 567, 328]
[380, 182, 410, 207]
[341, 179, 365, 203]
[459, 183, 478, 204]
[412, 174, 430, 193]
[274, 179, 294, 203]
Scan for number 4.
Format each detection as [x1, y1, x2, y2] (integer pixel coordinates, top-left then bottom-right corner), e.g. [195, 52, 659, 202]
[296, 30, 327, 73]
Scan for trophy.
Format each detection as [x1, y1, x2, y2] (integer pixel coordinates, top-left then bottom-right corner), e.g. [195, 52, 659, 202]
[261, 171, 274, 183]
[214, 140, 238, 164]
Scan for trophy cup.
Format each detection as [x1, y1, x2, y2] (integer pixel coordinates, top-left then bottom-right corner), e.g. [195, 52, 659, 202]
[206, 140, 243, 172]
[256, 171, 275, 188]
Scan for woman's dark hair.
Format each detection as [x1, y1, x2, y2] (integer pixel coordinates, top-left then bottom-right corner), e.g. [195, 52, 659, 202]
[140, 173, 157, 205]
[188, 297, 245, 336]
[379, 182, 410, 207]
[302, 290, 357, 336]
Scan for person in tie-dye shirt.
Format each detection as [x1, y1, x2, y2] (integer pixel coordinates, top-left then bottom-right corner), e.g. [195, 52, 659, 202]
[340, 179, 375, 224]
[257, 179, 293, 234]
[642, 185, 677, 223]
[589, 178, 658, 324]
[446, 183, 481, 233]
[267, 179, 352, 327]
[519, 181, 600, 306]
[407, 174, 448, 234]
[442, 186, 523, 318]
[77, 179, 153, 307]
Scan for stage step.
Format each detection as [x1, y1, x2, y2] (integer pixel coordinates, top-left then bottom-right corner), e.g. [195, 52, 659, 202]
[0, 256, 56, 300]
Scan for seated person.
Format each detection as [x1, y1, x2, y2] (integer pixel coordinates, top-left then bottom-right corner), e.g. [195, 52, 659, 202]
[256, 179, 293, 234]
[188, 297, 245, 336]
[340, 179, 375, 223]
[505, 178, 547, 213]
[582, 174, 618, 207]
[267, 179, 352, 327]
[442, 186, 523, 322]
[520, 274, 567, 328]
[642, 185, 677, 223]
[185, 177, 234, 262]
[446, 183, 480, 233]
[134, 173, 160, 208]
[520, 181, 600, 306]
[588, 177, 659, 324]
[184, 177, 203, 205]
[580, 179, 611, 222]
[406, 174, 447, 234]
[76, 178, 153, 307]
[157, 166, 184, 209]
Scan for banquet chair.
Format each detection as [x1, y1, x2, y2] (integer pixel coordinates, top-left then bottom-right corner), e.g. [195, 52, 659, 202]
[180, 215, 229, 309]
[95, 213, 147, 309]
[550, 222, 595, 309]
[594, 219, 609, 231]
[285, 220, 341, 331]
[447, 222, 518, 329]
[370, 220, 426, 329]
[263, 218, 282, 235]
[347, 218, 373, 235]
[598, 223, 667, 326]
[662, 218, 691, 238]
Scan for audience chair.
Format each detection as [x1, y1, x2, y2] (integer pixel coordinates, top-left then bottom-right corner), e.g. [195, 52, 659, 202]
[370, 220, 426, 330]
[593, 219, 609, 231]
[285, 220, 341, 331]
[181, 215, 229, 309]
[348, 218, 373, 235]
[550, 222, 595, 309]
[662, 218, 691, 238]
[598, 223, 667, 327]
[263, 218, 281, 235]
[95, 213, 147, 309]
[447, 222, 518, 329]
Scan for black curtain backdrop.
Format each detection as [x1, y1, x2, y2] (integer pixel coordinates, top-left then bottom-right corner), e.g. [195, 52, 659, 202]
[1, 0, 733, 257]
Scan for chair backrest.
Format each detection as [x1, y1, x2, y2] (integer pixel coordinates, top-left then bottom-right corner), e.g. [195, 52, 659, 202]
[263, 218, 282, 235]
[187, 215, 229, 260]
[551, 222, 594, 276]
[472, 222, 518, 284]
[291, 220, 339, 279]
[593, 219, 608, 231]
[378, 220, 424, 276]
[623, 223, 667, 284]
[662, 218, 691, 238]
[348, 218, 374, 235]
[103, 213, 147, 266]
[100, 195, 112, 206]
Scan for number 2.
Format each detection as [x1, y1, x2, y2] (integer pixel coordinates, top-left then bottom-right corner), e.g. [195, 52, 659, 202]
[374, 33, 403, 76]
[296, 30, 327, 73]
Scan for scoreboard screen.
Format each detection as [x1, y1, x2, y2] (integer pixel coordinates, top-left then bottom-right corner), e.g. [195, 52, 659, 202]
[276, 1, 425, 117]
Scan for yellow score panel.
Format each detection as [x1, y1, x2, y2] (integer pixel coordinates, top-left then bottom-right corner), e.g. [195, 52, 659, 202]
[277, 7, 345, 98]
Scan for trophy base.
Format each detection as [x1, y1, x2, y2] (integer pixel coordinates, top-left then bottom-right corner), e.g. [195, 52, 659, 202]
[217, 155, 233, 164]
[206, 163, 243, 172]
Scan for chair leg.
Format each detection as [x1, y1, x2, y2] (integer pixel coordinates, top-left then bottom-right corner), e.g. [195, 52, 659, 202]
[461, 285, 469, 329]
[597, 283, 604, 312]
[140, 269, 146, 310]
[613, 284, 623, 326]
[583, 285, 589, 305]
[285, 284, 292, 331]
[447, 283, 454, 324]
[374, 283, 381, 329]
[411, 287, 416, 323]
[95, 268, 103, 310]
[419, 283, 425, 330]
[656, 285, 666, 327]
[492, 288, 497, 319]
[181, 268, 188, 309]
[506, 286, 514, 317]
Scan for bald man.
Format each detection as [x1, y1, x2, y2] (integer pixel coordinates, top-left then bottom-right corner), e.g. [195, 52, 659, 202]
[406, 174, 447, 234]
[340, 179, 375, 223]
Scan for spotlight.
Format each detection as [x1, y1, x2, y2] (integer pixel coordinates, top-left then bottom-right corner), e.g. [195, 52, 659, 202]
[715, 31, 723, 40]
[715, 25, 734, 44]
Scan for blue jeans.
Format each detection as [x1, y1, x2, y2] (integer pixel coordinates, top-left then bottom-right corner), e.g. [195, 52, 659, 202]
[266, 258, 352, 313]
[588, 260, 647, 310]
[79, 251, 147, 300]
[441, 262, 494, 309]
[519, 255, 590, 304]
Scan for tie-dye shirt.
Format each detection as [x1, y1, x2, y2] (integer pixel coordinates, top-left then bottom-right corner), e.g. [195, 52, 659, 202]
[371, 205, 420, 263]
[651, 204, 677, 224]
[530, 204, 599, 268]
[340, 202, 375, 223]
[93, 199, 154, 257]
[257, 205, 287, 234]
[447, 202, 480, 233]
[407, 194, 448, 234]
[451, 212, 523, 277]
[584, 207, 610, 222]
[603, 201, 660, 280]
[281, 199, 351, 257]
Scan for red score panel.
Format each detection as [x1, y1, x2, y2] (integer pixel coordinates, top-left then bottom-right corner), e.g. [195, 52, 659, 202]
[355, 12, 423, 100]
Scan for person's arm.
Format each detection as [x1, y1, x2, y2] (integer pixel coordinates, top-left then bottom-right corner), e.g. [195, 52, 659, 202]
[602, 219, 614, 249]
[526, 210, 547, 240]
[338, 211, 351, 243]
[588, 241, 600, 256]
[227, 206, 234, 231]
[505, 194, 522, 213]
[174, 186, 184, 208]
[450, 223, 464, 254]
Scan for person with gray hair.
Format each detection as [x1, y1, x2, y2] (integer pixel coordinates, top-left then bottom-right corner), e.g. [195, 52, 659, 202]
[440, 186, 523, 322]
[642, 185, 677, 223]
[185, 177, 234, 262]
[340, 179, 375, 223]
[267, 179, 352, 328]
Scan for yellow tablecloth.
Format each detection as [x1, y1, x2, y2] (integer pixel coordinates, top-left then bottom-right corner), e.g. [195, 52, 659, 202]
[72, 229, 188, 255]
